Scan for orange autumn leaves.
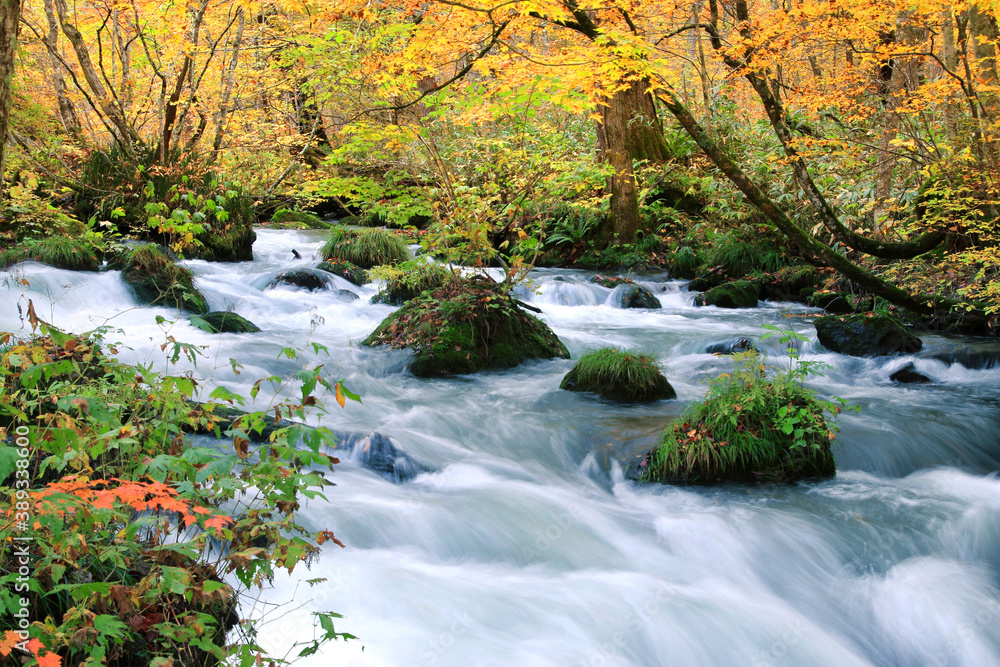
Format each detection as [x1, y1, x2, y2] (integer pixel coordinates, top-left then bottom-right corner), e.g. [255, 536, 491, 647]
[8, 476, 234, 534]
[0, 632, 60, 666]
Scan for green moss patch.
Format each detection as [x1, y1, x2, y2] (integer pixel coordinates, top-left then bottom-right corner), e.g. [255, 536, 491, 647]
[268, 208, 331, 229]
[194, 311, 260, 333]
[112, 244, 209, 313]
[696, 280, 760, 308]
[363, 277, 569, 376]
[641, 356, 840, 484]
[321, 228, 413, 268]
[0, 235, 102, 271]
[560, 347, 675, 402]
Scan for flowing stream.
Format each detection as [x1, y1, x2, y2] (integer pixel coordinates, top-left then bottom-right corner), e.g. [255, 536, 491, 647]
[3, 228, 1000, 666]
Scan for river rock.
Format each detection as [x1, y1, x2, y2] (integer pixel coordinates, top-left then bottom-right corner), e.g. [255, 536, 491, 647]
[116, 244, 209, 313]
[613, 284, 662, 309]
[696, 280, 759, 308]
[705, 337, 756, 355]
[590, 275, 634, 289]
[343, 432, 428, 482]
[815, 314, 922, 357]
[560, 348, 675, 402]
[890, 363, 930, 384]
[197, 311, 260, 333]
[363, 277, 570, 376]
[317, 259, 370, 286]
[811, 291, 853, 314]
[267, 268, 331, 291]
[688, 267, 728, 292]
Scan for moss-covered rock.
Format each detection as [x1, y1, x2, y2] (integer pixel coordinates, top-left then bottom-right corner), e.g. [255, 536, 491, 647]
[590, 274, 634, 289]
[363, 277, 569, 376]
[371, 263, 454, 305]
[195, 311, 260, 333]
[696, 280, 760, 308]
[0, 235, 102, 271]
[814, 314, 922, 357]
[316, 258, 370, 286]
[268, 208, 330, 229]
[113, 244, 209, 313]
[614, 283, 662, 309]
[753, 265, 822, 302]
[189, 221, 256, 262]
[810, 291, 853, 314]
[321, 228, 412, 268]
[687, 267, 729, 292]
[640, 359, 837, 484]
[560, 347, 675, 402]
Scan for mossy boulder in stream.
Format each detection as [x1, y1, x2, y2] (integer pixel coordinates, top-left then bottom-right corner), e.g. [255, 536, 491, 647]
[613, 284, 662, 309]
[363, 277, 569, 376]
[639, 356, 838, 484]
[268, 208, 330, 229]
[317, 258, 370, 286]
[371, 263, 454, 305]
[195, 311, 260, 333]
[814, 314, 922, 357]
[560, 347, 675, 402]
[113, 244, 209, 313]
[696, 280, 760, 308]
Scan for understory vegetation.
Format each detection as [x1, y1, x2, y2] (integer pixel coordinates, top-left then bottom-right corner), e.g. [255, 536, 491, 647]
[0, 314, 356, 664]
[560, 347, 676, 403]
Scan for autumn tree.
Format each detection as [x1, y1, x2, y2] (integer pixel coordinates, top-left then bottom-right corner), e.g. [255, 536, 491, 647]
[0, 0, 20, 201]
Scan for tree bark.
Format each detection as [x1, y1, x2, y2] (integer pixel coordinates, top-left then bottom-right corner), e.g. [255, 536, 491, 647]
[0, 0, 21, 201]
[43, 0, 81, 140]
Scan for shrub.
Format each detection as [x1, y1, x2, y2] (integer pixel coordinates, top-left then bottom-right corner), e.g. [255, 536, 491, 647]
[0, 235, 102, 271]
[321, 228, 413, 268]
[641, 350, 847, 484]
[0, 321, 355, 665]
[707, 233, 790, 277]
[560, 347, 676, 402]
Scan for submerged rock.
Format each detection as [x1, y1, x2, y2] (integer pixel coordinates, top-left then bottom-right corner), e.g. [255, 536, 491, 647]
[815, 314, 922, 357]
[590, 274, 634, 289]
[342, 432, 428, 482]
[890, 363, 930, 384]
[196, 311, 260, 333]
[363, 277, 569, 376]
[696, 280, 760, 308]
[613, 284, 662, 309]
[705, 337, 756, 355]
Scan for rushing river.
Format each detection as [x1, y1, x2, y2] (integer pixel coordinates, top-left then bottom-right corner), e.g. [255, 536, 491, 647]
[3, 229, 1000, 666]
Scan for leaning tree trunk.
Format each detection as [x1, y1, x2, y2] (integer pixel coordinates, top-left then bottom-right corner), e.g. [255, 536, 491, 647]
[595, 77, 670, 245]
[0, 0, 21, 201]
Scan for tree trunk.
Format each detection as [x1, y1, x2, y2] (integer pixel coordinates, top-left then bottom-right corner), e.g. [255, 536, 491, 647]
[0, 0, 20, 201]
[594, 77, 670, 245]
[43, 0, 81, 140]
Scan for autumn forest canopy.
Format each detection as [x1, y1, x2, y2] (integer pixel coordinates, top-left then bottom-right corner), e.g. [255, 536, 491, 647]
[0, 0, 997, 323]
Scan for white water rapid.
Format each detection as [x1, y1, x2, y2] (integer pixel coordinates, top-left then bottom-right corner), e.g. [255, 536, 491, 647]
[3, 228, 1000, 666]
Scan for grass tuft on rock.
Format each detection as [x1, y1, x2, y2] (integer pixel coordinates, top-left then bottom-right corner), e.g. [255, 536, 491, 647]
[363, 276, 569, 376]
[560, 347, 675, 402]
[321, 228, 412, 268]
[0, 235, 102, 271]
[641, 353, 843, 484]
[371, 262, 455, 305]
[112, 244, 209, 313]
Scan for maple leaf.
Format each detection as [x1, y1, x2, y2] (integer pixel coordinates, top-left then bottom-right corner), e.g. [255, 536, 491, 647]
[36, 651, 62, 667]
[0, 630, 20, 656]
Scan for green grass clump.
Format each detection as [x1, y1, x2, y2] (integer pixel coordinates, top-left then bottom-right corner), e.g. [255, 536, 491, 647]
[112, 244, 208, 313]
[321, 228, 413, 268]
[269, 208, 329, 229]
[0, 235, 102, 271]
[641, 354, 842, 484]
[372, 262, 455, 305]
[561, 347, 675, 402]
